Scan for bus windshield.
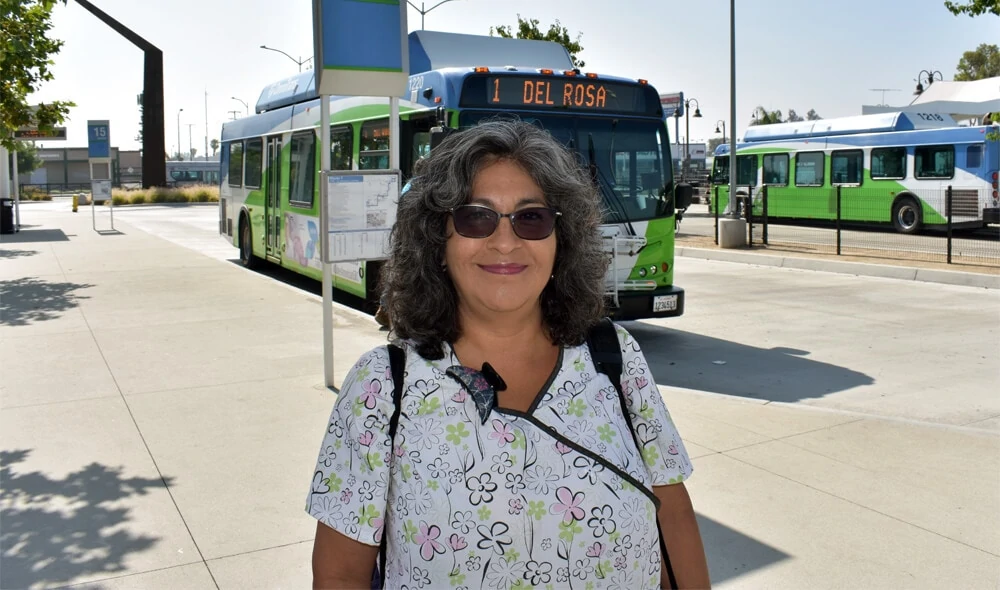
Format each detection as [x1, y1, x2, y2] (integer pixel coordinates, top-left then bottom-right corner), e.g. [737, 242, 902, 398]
[459, 112, 674, 222]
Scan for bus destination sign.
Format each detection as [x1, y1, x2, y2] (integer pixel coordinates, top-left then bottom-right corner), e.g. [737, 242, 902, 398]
[14, 126, 67, 140]
[462, 75, 656, 115]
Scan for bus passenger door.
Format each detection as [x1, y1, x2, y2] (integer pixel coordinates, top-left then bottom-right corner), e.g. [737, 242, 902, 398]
[265, 136, 282, 260]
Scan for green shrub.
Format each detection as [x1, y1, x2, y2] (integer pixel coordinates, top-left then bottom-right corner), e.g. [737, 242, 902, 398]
[130, 193, 146, 205]
[112, 195, 127, 206]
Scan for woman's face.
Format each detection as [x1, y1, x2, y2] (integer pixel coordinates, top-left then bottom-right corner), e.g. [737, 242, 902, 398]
[445, 159, 557, 320]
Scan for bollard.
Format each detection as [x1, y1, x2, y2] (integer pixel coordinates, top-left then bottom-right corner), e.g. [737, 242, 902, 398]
[72, 194, 78, 213]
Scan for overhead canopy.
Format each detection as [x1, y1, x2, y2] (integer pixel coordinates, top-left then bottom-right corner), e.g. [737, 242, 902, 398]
[408, 30, 574, 74]
[908, 77, 1000, 120]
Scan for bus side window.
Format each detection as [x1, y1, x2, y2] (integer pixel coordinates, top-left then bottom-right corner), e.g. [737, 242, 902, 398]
[331, 126, 353, 170]
[228, 141, 244, 188]
[289, 131, 317, 207]
[966, 144, 983, 169]
[412, 131, 431, 169]
[360, 120, 390, 170]
[831, 150, 863, 185]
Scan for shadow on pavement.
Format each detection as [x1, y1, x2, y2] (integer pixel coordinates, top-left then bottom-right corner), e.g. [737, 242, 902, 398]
[0, 277, 93, 326]
[0, 450, 170, 589]
[623, 321, 873, 403]
[697, 514, 790, 585]
[0, 229, 70, 243]
[0, 248, 38, 259]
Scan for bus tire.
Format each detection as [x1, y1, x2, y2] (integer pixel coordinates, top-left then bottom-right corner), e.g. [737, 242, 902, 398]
[892, 196, 922, 234]
[239, 214, 259, 269]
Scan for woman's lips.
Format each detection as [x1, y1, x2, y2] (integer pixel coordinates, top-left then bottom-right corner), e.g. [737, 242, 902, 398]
[479, 264, 527, 275]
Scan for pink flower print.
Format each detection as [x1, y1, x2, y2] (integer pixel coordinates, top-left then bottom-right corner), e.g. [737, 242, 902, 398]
[414, 521, 446, 561]
[447, 533, 467, 551]
[372, 516, 385, 543]
[508, 498, 524, 515]
[550, 486, 586, 524]
[395, 445, 405, 457]
[452, 389, 468, 403]
[489, 420, 515, 446]
[635, 375, 649, 390]
[555, 441, 572, 455]
[586, 542, 604, 558]
[360, 379, 381, 409]
[359, 431, 375, 447]
[340, 489, 353, 503]
[614, 555, 627, 570]
[667, 444, 679, 455]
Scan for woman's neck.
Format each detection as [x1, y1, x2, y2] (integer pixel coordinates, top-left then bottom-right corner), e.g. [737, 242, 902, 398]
[451, 304, 554, 367]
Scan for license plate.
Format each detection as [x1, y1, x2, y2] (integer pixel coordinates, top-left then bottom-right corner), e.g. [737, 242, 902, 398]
[653, 294, 678, 312]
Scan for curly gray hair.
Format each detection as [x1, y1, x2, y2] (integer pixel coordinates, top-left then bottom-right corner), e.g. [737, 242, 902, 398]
[381, 118, 607, 359]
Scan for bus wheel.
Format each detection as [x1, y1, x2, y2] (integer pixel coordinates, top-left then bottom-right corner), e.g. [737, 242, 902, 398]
[892, 197, 922, 234]
[239, 216, 258, 269]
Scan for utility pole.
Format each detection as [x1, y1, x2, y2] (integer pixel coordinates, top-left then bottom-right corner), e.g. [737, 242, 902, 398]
[187, 123, 195, 159]
[204, 90, 209, 162]
[228, 110, 240, 121]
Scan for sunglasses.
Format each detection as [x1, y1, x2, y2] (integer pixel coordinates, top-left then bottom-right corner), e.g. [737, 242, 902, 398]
[450, 204, 561, 240]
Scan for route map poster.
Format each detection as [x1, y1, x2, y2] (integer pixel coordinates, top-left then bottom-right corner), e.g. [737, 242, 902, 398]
[322, 170, 400, 263]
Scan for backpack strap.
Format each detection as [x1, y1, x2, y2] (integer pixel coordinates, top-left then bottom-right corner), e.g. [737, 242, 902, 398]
[587, 318, 641, 453]
[586, 319, 677, 590]
[374, 343, 405, 589]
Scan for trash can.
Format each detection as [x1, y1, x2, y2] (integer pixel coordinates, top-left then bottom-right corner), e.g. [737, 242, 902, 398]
[0, 198, 14, 234]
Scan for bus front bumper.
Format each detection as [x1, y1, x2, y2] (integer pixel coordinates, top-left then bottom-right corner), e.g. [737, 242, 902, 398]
[609, 286, 685, 320]
[984, 208, 1000, 224]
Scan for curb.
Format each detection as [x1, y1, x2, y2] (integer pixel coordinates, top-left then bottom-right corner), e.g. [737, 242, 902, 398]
[676, 246, 1000, 289]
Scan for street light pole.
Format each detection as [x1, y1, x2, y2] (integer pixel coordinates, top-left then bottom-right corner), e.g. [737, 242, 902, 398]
[913, 69, 943, 96]
[259, 45, 313, 72]
[728, 0, 737, 217]
[232, 97, 249, 116]
[176, 108, 183, 161]
[187, 123, 194, 159]
[714, 119, 726, 139]
[683, 98, 701, 182]
[406, 0, 460, 30]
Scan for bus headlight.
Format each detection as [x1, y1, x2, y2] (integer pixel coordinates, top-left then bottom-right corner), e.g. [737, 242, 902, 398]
[638, 267, 647, 277]
[649, 265, 658, 275]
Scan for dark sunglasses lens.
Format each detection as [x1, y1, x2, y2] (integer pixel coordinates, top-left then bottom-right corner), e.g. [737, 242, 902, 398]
[453, 206, 499, 238]
[512, 208, 557, 240]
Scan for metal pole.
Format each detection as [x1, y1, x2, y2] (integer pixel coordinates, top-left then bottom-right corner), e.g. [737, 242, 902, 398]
[714, 185, 719, 244]
[204, 90, 209, 164]
[836, 185, 842, 256]
[0, 146, 9, 200]
[321, 95, 334, 388]
[946, 186, 953, 264]
[176, 108, 183, 160]
[727, 0, 737, 217]
[188, 123, 194, 159]
[762, 185, 768, 244]
[422, 2, 425, 29]
[12, 146, 21, 230]
[684, 107, 690, 183]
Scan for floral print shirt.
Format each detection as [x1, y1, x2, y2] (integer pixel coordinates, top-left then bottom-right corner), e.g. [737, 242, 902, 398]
[307, 324, 693, 590]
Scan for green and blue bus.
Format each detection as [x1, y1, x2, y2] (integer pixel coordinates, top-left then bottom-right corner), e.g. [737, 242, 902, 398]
[220, 31, 690, 319]
[711, 112, 1000, 233]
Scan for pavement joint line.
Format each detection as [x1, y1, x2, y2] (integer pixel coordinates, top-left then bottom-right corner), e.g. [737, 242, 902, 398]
[715, 452, 1000, 559]
[120, 374, 336, 400]
[202, 539, 314, 564]
[66, 255, 221, 590]
[54, 560, 210, 589]
[1, 392, 122, 411]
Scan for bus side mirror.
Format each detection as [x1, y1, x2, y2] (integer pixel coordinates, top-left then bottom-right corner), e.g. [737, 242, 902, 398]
[430, 126, 455, 150]
[675, 183, 693, 211]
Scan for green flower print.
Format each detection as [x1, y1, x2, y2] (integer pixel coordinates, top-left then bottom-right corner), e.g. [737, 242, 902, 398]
[325, 473, 342, 492]
[567, 398, 587, 417]
[478, 505, 491, 520]
[559, 519, 582, 542]
[527, 500, 546, 520]
[642, 444, 660, 466]
[446, 422, 470, 445]
[597, 424, 614, 443]
[418, 397, 441, 416]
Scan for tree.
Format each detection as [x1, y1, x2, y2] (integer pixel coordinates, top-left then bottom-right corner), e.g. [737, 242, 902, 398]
[0, 0, 74, 150]
[189, 148, 197, 160]
[786, 109, 804, 122]
[707, 136, 726, 154]
[806, 109, 822, 121]
[210, 139, 219, 157]
[490, 15, 585, 68]
[955, 43, 1000, 81]
[944, 0, 1000, 17]
[749, 106, 783, 126]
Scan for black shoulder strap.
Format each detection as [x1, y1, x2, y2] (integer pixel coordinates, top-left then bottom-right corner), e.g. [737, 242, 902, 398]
[587, 318, 640, 452]
[374, 343, 405, 590]
[586, 319, 677, 590]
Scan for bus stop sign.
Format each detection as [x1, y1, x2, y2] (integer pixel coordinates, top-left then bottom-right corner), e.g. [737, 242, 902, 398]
[88, 120, 110, 158]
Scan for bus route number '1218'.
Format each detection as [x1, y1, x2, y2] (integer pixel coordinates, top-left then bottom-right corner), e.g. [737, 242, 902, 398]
[491, 77, 609, 109]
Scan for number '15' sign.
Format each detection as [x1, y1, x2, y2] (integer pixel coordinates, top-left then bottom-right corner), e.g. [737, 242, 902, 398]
[87, 120, 110, 158]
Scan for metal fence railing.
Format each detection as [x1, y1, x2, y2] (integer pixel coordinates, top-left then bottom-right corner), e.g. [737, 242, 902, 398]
[712, 185, 1000, 268]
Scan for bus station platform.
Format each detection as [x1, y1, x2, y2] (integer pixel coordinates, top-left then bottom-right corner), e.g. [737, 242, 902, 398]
[2, 205, 998, 589]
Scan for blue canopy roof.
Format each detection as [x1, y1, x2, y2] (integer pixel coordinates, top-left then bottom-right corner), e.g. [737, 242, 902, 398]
[742, 111, 958, 143]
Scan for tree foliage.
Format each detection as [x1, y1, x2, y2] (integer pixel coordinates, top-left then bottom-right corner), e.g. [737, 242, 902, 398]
[749, 106, 822, 126]
[0, 0, 74, 150]
[707, 136, 726, 154]
[954, 43, 1000, 81]
[7, 141, 39, 175]
[490, 15, 585, 68]
[944, 0, 1000, 17]
[210, 138, 220, 156]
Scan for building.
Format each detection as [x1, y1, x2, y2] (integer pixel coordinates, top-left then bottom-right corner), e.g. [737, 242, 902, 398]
[862, 76, 1000, 124]
[16, 146, 143, 191]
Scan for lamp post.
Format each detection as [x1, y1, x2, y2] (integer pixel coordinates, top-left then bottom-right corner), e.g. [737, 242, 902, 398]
[176, 108, 183, 161]
[682, 97, 701, 182]
[914, 69, 944, 95]
[406, 0, 461, 30]
[232, 97, 249, 116]
[187, 123, 194, 159]
[714, 119, 726, 138]
[259, 45, 313, 72]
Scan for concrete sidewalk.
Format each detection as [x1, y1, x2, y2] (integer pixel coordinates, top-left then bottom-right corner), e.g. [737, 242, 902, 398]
[1, 208, 998, 589]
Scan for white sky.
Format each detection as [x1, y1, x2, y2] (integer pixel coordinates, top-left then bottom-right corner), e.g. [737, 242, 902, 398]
[29, 0, 999, 154]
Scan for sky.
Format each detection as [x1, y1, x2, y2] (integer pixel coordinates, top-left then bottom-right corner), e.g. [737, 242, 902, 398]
[29, 0, 999, 155]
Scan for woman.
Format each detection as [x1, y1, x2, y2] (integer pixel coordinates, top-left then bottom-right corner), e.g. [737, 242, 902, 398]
[308, 119, 710, 589]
